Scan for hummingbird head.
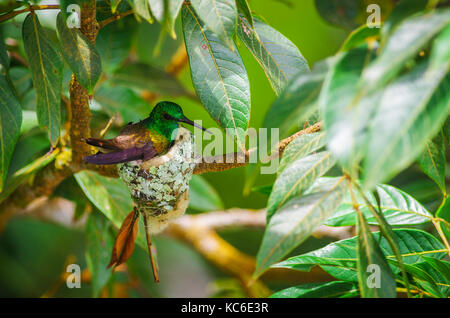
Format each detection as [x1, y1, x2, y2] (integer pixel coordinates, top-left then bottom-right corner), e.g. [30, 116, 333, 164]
[148, 101, 211, 141]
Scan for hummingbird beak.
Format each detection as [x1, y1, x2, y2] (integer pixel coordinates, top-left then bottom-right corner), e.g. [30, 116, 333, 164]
[178, 117, 212, 134]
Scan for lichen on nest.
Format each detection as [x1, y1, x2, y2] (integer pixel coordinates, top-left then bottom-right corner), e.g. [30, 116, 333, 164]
[118, 128, 198, 234]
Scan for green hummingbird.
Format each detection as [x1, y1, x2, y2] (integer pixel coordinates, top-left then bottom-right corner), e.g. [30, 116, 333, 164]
[83, 101, 210, 165]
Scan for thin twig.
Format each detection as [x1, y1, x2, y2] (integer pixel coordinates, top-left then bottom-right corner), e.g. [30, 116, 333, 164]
[98, 9, 133, 28]
[0, 5, 60, 23]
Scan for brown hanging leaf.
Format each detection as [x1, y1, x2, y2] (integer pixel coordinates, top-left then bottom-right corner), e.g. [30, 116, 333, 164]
[107, 209, 139, 268]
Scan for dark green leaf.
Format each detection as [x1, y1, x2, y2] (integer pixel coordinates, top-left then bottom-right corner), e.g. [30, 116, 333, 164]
[235, 0, 253, 28]
[22, 13, 62, 146]
[418, 134, 446, 193]
[263, 59, 329, 137]
[190, 0, 237, 49]
[267, 151, 336, 219]
[56, 12, 102, 94]
[85, 211, 114, 297]
[110, 62, 188, 96]
[237, 14, 309, 95]
[270, 281, 357, 298]
[255, 176, 346, 278]
[0, 74, 21, 192]
[182, 5, 250, 152]
[314, 0, 364, 30]
[356, 209, 396, 298]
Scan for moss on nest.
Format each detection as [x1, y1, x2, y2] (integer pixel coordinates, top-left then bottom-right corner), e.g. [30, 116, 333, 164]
[118, 128, 197, 234]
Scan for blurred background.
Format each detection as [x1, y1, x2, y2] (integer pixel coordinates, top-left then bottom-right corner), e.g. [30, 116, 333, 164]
[0, 0, 375, 297]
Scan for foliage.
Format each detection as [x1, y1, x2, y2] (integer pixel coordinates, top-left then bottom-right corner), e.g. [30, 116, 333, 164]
[0, 0, 449, 298]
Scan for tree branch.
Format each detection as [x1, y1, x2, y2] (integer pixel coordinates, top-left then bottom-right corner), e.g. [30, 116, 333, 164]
[98, 9, 134, 28]
[0, 4, 60, 23]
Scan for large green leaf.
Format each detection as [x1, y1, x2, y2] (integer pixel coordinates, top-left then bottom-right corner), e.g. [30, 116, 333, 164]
[110, 62, 188, 96]
[235, 0, 253, 28]
[340, 25, 380, 52]
[22, 13, 62, 146]
[320, 44, 377, 175]
[85, 211, 114, 297]
[273, 229, 446, 282]
[190, 0, 237, 49]
[356, 209, 396, 298]
[188, 175, 224, 212]
[182, 5, 250, 152]
[326, 183, 433, 226]
[418, 134, 446, 194]
[362, 8, 450, 91]
[398, 261, 445, 297]
[267, 151, 336, 219]
[132, 0, 154, 24]
[263, 59, 329, 137]
[0, 74, 21, 192]
[277, 132, 325, 175]
[56, 12, 102, 94]
[362, 62, 450, 190]
[255, 176, 346, 278]
[236, 14, 309, 95]
[270, 281, 357, 298]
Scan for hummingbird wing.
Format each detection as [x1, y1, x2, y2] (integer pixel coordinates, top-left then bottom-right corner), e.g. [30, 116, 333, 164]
[83, 142, 158, 165]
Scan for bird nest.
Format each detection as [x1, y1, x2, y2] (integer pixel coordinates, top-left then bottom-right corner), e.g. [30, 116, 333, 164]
[118, 127, 197, 234]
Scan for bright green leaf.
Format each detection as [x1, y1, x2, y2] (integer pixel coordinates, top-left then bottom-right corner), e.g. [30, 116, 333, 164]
[270, 281, 357, 298]
[418, 134, 446, 194]
[188, 175, 224, 212]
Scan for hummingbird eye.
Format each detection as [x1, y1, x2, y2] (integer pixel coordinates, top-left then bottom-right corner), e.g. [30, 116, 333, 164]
[163, 113, 171, 120]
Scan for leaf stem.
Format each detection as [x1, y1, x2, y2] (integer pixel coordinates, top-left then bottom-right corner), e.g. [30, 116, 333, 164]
[98, 9, 133, 28]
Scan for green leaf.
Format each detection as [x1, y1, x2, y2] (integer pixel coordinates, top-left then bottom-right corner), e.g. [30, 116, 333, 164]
[277, 132, 325, 174]
[418, 134, 446, 194]
[110, 62, 188, 96]
[420, 257, 450, 297]
[436, 196, 450, 238]
[263, 59, 329, 137]
[182, 5, 250, 152]
[188, 175, 224, 212]
[22, 13, 62, 146]
[0, 74, 21, 192]
[236, 14, 309, 95]
[314, 0, 364, 30]
[96, 16, 135, 73]
[381, 0, 428, 43]
[270, 281, 357, 298]
[340, 24, 380, 52]
[132, 0, 154, 23]
[273, 229, 446, 282]
[398, 262, 444, 297]
[74, 170, 147, 249]
[56, 13, 101, 94]
[356, 209, 396, 298]
[320, 44, 377, 175]
[85, 211, 114, 297]
[255, 176, 346, 278]
[327, 183, 433, 226]
[149, 0, 184, 38]
[0, 150, 57, 204]
[110, 0, 123, 13]
[430, 24, 450, 73]
[267, 151, 336, 220]
[20, 110, 38, 134]
[9, 67, 32, 100]
[235, 0, 253, 28]
[362, 9, 450, 91]
[362, 62, 450, 190]
[190, 0, 237, 49]
[0, 29, 9, 70]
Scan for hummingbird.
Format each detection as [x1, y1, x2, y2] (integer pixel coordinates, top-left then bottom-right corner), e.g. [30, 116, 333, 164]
[83, 101, 210, 165]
